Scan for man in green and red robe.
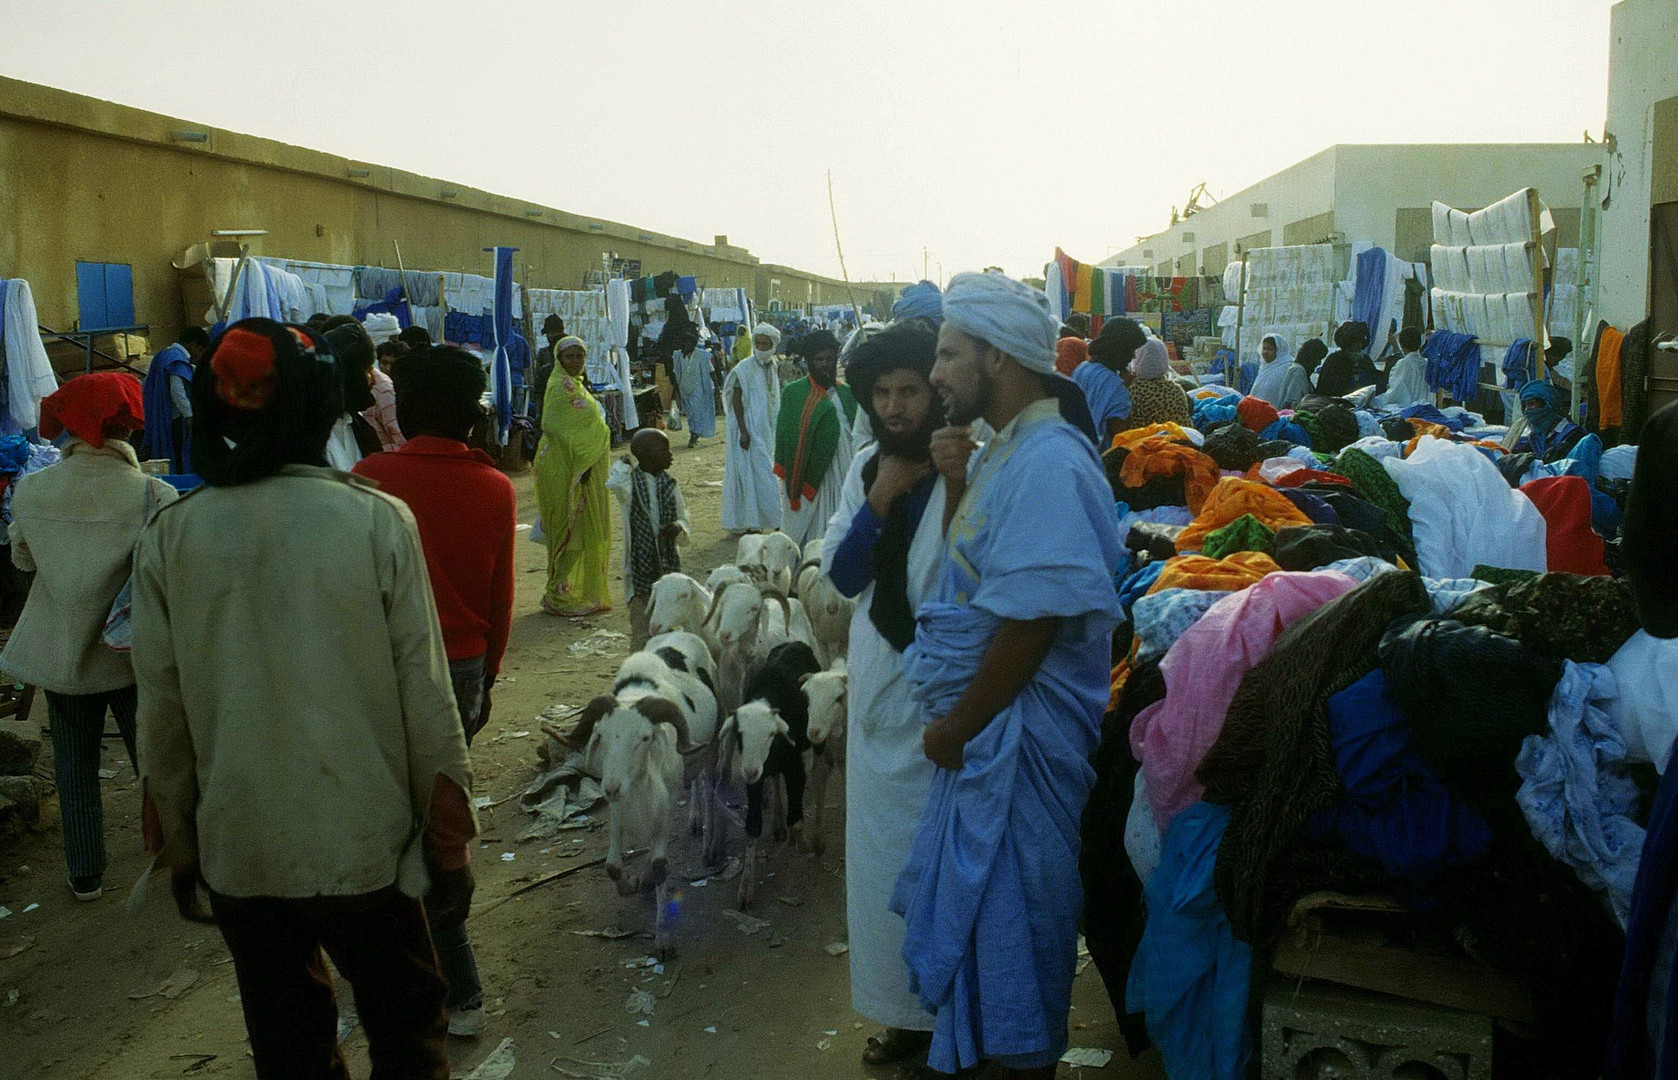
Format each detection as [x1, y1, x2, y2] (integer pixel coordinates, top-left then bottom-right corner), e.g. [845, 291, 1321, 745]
[774, 330, 859, 546]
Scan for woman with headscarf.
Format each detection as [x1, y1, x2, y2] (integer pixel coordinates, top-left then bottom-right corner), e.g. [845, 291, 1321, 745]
[1075, 317, 1142, 441]
[535, 336, 614, 616]
[1248, 333, 1310, 409]
[1516, 380, 1586, 463]
[0, 374, 177, 902]
[1294, 337, 1330, 388]
[322, 323, 383, 469]
[128, 319, 474, 1076]
[1055, 335, 1089, 377]
[1118, 338, 1192, 433]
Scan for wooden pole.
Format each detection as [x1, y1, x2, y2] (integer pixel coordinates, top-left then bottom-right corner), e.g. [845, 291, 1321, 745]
[1528, 187, 1547, 380]
[827, 170, 865, 328]
[393, 240, 417, 328]
[1233, 253, 1250, 373]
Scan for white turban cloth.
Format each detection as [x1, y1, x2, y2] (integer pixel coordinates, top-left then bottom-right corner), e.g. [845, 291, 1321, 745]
[940, 271, 1059, 375]
[751, 322, 782, 347]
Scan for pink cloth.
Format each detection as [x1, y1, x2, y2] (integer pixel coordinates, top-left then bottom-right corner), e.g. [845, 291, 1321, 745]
[362, 368, 405, 451]
[1129, 569, 1359, 831]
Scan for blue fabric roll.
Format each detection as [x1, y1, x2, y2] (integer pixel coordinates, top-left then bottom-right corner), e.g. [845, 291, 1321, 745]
[1421, 332, 1482, 404]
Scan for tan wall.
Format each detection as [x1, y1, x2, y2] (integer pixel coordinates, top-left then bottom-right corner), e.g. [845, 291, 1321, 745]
[0, 76, 867, 349]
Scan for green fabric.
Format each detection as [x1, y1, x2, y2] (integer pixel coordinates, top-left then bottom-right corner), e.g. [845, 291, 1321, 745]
[1332, 448, 1413, 543]
[1452, 574, 1639, 664]
[773, 378, 858, 506]
[1470, 565, 1543, 587]
[1203, 514, 1276, 560]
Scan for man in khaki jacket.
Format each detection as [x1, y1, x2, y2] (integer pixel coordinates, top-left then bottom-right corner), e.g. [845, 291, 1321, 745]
[134, 320, 475, 1080]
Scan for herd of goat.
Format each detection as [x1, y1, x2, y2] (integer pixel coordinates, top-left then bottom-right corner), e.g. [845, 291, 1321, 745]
[563, 532, 856, 954]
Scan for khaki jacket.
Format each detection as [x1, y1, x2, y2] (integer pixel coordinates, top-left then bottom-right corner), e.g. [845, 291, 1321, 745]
[133, 466, 474, 899]
[2, 439, 178, 695]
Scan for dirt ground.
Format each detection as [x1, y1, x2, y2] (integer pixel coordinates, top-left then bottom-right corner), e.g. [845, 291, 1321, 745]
[0, 437, 1164, 1080]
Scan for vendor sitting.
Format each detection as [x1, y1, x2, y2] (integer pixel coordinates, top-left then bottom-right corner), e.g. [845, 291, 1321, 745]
[1516, 379, 1585, 463]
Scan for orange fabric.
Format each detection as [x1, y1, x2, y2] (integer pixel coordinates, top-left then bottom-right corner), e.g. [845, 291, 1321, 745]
[1110, 422, 1194, 451]
[1149, 551, 1282, 594]
[1238, 396, 1280, 432]
[1174, 477, 1314, 552]
[1119, 437, 1221, 513]
[1110, 656, 1134, 712]
[1407, 418, 1453, 440]
[1598, 325, 1626, 429]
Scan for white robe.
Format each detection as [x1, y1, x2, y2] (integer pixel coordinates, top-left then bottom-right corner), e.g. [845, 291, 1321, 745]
[820, 445, 946, 1030]
[721, 355, 782, 533]
[1375, 351, 1431, 410]
[781, 396, 854, 548]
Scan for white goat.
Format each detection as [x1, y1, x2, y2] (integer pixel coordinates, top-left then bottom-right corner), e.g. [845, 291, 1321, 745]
[759, 532, 803, 595]
[799, 662, 848, 857]
[705, 564, 754, 594]
[794, 559, 853, 665]
[734, 534, 769, 585]
[646, 574, 712, 643]
[573, 649, 720, 955]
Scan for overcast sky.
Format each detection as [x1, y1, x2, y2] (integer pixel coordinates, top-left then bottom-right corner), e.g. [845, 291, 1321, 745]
[1, 0, 1615, 282]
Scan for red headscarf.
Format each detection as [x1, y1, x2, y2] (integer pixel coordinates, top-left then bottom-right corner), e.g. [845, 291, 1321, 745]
[39, 373, 145, 448]
[1055, 337, 1089, 377]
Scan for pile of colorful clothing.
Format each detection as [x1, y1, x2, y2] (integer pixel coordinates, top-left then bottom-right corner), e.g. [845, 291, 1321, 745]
[1080, 390, 1654, 1080]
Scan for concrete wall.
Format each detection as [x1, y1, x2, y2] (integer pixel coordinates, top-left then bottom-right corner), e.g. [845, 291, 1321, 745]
[1104, 143, 1602, 274]
[0, 76, 877, 351]
[1598, 0, 1678, 331]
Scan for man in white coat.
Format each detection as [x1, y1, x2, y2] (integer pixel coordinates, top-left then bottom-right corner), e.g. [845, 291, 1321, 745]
[819, 322, 946, 1070]
[721, 323, 783, 534]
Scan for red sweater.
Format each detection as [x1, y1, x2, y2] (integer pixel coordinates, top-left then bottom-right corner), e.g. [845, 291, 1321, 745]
[354, 437, 517, 675]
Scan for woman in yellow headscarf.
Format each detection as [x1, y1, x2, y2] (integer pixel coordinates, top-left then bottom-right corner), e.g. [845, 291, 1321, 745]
[535, 336, 613, 616]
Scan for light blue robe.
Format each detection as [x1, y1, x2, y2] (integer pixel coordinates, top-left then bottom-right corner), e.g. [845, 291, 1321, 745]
[673, 349, 717, 438]
[1071, 360, 1131, 429]
[890, 398, 1124, 1073]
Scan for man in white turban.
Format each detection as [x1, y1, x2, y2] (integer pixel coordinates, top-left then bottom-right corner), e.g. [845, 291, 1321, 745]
[891, 271, 1124, 1078]
[721, 322, 784, 534]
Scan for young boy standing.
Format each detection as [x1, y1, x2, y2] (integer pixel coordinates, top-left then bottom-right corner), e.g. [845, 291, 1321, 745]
[352, 345, 517, 1037]
[606, 429, 689, 648]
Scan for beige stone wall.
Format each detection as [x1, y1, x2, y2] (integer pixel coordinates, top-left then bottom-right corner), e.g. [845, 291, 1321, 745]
[0, 75, 881, 351]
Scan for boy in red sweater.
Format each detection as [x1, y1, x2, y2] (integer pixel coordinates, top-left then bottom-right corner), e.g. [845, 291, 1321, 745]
[354, 345, 515, 1038]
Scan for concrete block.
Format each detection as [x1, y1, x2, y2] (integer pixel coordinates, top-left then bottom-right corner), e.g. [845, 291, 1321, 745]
[1262, 980, 1492, 1080]
[0, 775, 39, 824]
[0, 722, 41, 775]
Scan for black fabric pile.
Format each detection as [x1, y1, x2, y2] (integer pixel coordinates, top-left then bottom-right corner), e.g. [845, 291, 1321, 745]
[1272, 524, 1395, 570]
[1450, 573, 1640, 664]
[1378, 617, 1560, 798]
[1079, 661, 1165, 1057]
[1197, 571, 1432, 942]
[1201, 423, 1264, 472]
[1309, 402, 1361, 455]
[1125, 522, 1183, 562]
[1382, 416, 1417, 442]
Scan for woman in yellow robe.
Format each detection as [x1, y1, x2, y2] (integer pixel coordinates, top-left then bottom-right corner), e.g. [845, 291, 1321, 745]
[535, 336, 613, 616]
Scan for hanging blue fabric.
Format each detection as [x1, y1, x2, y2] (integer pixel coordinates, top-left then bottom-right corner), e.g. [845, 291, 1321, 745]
[1502, 338, 1537, 389]
[1352, 247, 1389, 351]
[352, 287, 414, 328]
[1420, 331, 1482, 404]
[489, 245, 517, 443]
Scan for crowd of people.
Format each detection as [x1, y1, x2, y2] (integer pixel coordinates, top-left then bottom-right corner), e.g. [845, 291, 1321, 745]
[4, 260, 1678, 1080]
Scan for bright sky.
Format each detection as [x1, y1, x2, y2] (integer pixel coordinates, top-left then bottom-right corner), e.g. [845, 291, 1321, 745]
[1, 0, 1615, 283]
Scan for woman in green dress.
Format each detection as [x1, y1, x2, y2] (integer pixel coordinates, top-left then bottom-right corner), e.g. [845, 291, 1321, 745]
[535, 336, 613, 617]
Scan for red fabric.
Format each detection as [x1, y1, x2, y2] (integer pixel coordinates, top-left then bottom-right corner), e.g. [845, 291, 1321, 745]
[1273, 468, 1354, 490]
[211, 327, 279, 410]
[1056, 337, 1089, 376]
[354, 437, 518, 672]
[1237, 395, 1280, 433]
[39, 372, 144, 447]
[1521, 475, 1609, 576]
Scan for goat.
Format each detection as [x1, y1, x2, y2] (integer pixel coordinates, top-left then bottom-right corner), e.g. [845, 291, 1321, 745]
[717, 641, 822, 908]
[647, 574, 712, 642]
[799, 662, 848, 856]
[794, 558, 852, 665]
[759, 532, 803, 595]
[571, 649, 720, 955]
[705, 564, 753, 594]
[702, 582, 806, 714]
[733, 534, 769, 585]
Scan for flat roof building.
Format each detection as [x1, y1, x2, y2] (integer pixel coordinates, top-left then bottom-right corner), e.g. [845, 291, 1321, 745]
[1103, 143, 1603, 279]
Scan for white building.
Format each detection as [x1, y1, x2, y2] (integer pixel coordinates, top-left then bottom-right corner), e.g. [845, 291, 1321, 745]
[1104, 143, 1603, 279]
[1597, 0, 1678, 412]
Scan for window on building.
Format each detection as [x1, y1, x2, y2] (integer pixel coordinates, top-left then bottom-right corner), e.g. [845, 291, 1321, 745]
[76, 261, 136, 331]
[1283, 212, 1335, 247]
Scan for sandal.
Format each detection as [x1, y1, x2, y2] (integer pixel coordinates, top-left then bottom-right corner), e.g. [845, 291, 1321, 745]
[863, 1028, 933, 1066]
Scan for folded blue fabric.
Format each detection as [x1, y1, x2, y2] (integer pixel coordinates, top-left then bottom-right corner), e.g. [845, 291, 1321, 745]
[1503, 338, 1537, 389]
[1309, 670, 1493, 902]
[1398, 403, 1466, 432]
[1117, 561, 1168, 617]
[1260, 419, 1313, 447]
[1133, 588, 1234, 664]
